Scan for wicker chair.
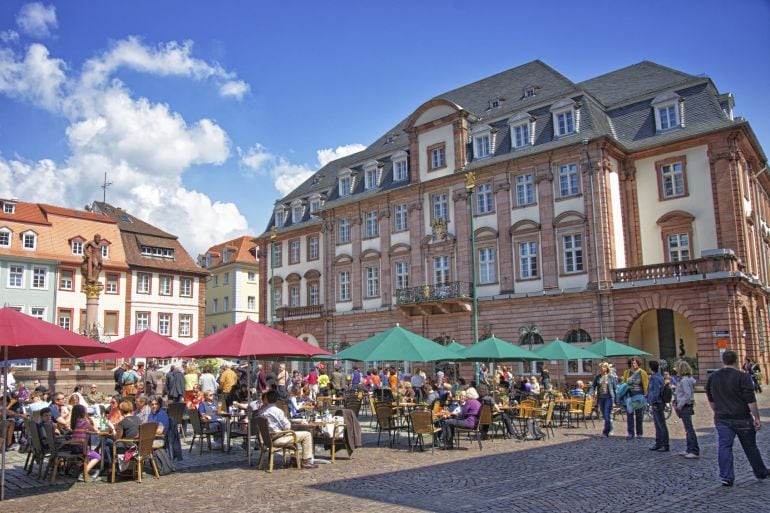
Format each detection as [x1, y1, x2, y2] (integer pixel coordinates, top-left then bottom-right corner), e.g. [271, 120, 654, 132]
[111, 422, 160, 483]
[410, 410, 441, 453]
[166, 402, 187, 441]
[375, 404, 402, 447]
[454, 403, 492, 450]
[254, 416, 301, 473]
[187, 409, 220, 454]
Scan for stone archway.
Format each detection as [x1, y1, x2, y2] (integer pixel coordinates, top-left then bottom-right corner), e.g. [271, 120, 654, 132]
[297, 333, 319, 347]
[627, 309, 697, 360]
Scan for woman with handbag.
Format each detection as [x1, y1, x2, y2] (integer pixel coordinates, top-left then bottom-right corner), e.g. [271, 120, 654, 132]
[674, 360, 699, 458]
[622, 357, 648, 440]
[592, 362, 617, 437]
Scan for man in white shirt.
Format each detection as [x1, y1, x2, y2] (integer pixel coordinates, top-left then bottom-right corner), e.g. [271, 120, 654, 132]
[260, 390, 316, 469]
[410, 368, 425, 402]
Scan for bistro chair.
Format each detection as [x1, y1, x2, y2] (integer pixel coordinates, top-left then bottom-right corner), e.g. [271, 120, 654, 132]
[187, 409, 219, 455]
[410, 410, 441, 453]
[227, 408, 258, 453]
[343, 397, 362, 417]
[375, 404, 403, 447]
[111, 422, 160, 483]
[166, 402, 187, 441]
[254, 416, 301, 473]
[45, 423, 88, 484]
[24, 418, 50, 479]
[536, 399, 557, 439]
[454, 403, 492, 451]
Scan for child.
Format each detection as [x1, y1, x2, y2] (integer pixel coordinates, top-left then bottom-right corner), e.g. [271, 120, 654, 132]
[68, 404, 101, 481]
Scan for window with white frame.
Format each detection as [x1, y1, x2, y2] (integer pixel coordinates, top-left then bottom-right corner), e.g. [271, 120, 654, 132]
[365, 210, 378, 238]
[247, 272, 256, 282]
[273, 289, 281, 310]
[180, 277, 193, 296]
[247, 296, 256, 310]
[71, 240, 83, 255]
[32, 267, 46, 289]
[512, 122, 530, 149]
[159, 275, 172, 295]
[30, 307, 46, 320]
[289, 286, 299, 307]
[476, 183, 493, 214]
[309, 198, 321, 215]
[179, 314, 192, 337]
[223, 296, 230, 311]
[213, 275, 219, 287]
[661, 161, 686, 198]
[58, 310, 72, 331]
[292, 204, 303, 224]
[658, 104, 678, 130]
[274, 207, 285, 228]
[3, 202, 14, 214]
[137, 272, 151, 294]
[394, 158, 408, 182]
[429, 144, 446, 170]
[0, 228, 10, 247]
[289, 239, 300, 264]
[339, 173, 352, 197]
[394, 261, 409, 289]
[158, 313, 171, 336]
[394, 204, 408, 232]
[365, 265, 379, 297]
[478, 247, 496, 284]
[433, 256, 450, 286]
[559, 163, 579, 197]
[22, 231, 36, 250]
[339, 271, 350, 301]
[60, 269, 74, 290]
[555, 109, 575, 136]
[136, 312, 150, 332]
[272, 241, 282, 267]
[212, 298, 218, 313]
[106, 273, 119, 294]
[474, 133, 492, 159]
[668, 233, 690, 262]
[8, 265, 23, 288]
[309, 282, 320, 305]
[338, 218, 350, 243]
[516, 174, 535, 206]
[101, 243, 109, 259]
[104, 312, 118, 335]
[653, 92, 682, 131]
[519, 241, 538, 278]
[432, 194, 448, 221]
[364, 166, 378, 190]
[563, 234, 584, 273]
[308, 235, 319, 260]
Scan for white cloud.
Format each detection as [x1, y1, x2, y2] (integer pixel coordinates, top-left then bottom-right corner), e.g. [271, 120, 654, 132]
[16, 2, 57, 38]
[0, 34, 253, 255]
[239, 142, 366, 197]
[0, 30, 19, 44]
[219, 80, 249, 99]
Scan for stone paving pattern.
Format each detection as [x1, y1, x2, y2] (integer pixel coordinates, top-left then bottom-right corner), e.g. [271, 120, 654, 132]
[3, 392, 770, 512]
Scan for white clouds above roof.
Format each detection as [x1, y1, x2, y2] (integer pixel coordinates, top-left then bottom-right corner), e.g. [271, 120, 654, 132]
[16, 2, 57, 38]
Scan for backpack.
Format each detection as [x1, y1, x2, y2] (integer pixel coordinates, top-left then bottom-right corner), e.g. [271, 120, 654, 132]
[661, 382, 673, 404]
[614, 382, 630, 404]
[151, 448, 176, 475]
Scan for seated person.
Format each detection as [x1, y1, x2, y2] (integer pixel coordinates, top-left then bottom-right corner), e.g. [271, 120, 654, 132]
[61, 394, 79, 426]
[440, 390, 481, 449]
[260, 390, 316, 469]
[2, 392, 26, 450]
[423, 384, 439, 408]
[198, 390, 224, 448]
[147, 397, 169, 448]
[66, 404, 101, 481]
[26, 392, 48, 416]
[570, 381, 586, 398]
[134, 394, 151, 423]
[438, 383, 454, 406]
[106, 396, 124, 427]
[287, 386, 306, 418]
[185, 384, 204, 412]
[105, 400, 140, 468]
[71, 386, 90, 407]
[85, 384, 109, 407]
[32, 380, 48, 395]
[36, 407, 55, 451]
[48, 393, 72, 433]
[227, 384, 250, 409]
[528, 377, 541, 396]
[477, 384, 516, 438]
[400, 382, 416, 401]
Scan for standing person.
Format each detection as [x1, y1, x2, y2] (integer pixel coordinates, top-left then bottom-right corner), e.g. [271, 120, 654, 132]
[199, 366, 218, 394]
[184, 366, 199, 403]
[305, 366, 319, 400]
[706, 350, 769, 486]
[674, 360, 699, 458]
[622, 357, 648, 440]
[165, 365, 185, 403]
[143, 365, 158, 397]
[219, 364, 238, 396]
[591, 362, 617, 437]
[120, 363, 139, 396]
[647, 360, 669, 452]
[743, 357, 762, 393]
[411, 368, 425, 403]
[113, 363, 125, 395]
[350, 366, 362, 389]
[255, 364, 268, 394]
[540, 366, 551, 390]
[276, 364, 289, 398]
[330, 366, 344, 395]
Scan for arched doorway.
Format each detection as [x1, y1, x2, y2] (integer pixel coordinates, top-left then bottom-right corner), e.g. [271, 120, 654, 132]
[743, 307, 758, 360]
[628, 309, 696, 359]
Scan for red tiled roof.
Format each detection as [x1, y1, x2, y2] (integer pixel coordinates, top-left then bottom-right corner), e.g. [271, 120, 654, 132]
[39, 204, 115, 224]
[0, 200, 50, 225]
[202, 235, 258, 268]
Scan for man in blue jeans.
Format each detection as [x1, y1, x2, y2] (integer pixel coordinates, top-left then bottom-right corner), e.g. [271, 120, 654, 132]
[706, 350, 768, 486]
[647, 360, 669, 451]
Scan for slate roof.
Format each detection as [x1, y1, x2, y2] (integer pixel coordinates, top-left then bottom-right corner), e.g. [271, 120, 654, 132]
[266, 60, 756, 233]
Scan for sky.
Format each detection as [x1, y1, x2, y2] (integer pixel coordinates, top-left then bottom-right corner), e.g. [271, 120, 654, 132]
[0, 0, 768, 257]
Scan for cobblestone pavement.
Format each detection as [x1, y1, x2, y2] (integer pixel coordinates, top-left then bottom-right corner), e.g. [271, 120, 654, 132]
[3, 392, 770, 513]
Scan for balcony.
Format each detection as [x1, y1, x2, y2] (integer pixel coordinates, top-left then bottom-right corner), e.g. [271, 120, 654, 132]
[395, 281, 473, 316]
[276, 304, 325, 319]
[611, 253, 741, 286]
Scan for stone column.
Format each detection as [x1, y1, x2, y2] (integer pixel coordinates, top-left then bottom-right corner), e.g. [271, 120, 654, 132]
[83, 281, 104, 339]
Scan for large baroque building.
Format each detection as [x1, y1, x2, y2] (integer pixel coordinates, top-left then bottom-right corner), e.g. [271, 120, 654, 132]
[199, 235, 260, 334]
[257, 60, 768, 381]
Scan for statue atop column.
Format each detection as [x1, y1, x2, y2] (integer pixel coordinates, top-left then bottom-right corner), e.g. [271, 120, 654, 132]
[81, 234, 103, 284]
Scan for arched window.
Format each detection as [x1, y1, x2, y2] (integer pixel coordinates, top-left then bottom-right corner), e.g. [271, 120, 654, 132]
[518, 333, 544, 346]
[564, 329, 592, 343]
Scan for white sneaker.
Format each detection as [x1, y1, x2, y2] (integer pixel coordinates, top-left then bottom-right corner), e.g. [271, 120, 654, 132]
[683, 453, 700, 459]
[677, 451, 689, 456]
[77, 472, 85, 482]
[89, 470, 101, 481]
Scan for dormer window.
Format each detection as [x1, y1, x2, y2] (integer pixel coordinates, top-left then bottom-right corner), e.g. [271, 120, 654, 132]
[291, 201, 304, 224]
[309, 194, 322, 216]
[652, 92, 683, 132]
[551, 98, 578, 138]
[428, 144, 446, 171]
[338, 169, 353, 197]
[2, 202, 15, 214]
[101, 242, 110, 259]
[21, 230, 37, 250]
[364, 162, 380, 190]
[0, 227, 11, 248]
[274, 206, 286, 228]
[523, 86, 538, 99]
[71, 239, 84, 255]
[471, 125, 494, 160]
[508, 112, 535, 150]
[488, 97, 504, 109]
[392, 151, 409, 182]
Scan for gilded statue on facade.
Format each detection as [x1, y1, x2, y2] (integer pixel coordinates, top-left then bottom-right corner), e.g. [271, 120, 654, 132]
[81, 234, 103, 284]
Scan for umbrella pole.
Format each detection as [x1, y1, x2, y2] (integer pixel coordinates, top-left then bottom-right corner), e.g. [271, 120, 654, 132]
[1, 345, 7, 501]
[246, 356, 251, 467]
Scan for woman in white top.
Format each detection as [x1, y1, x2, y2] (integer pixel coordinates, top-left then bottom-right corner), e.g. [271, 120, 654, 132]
[529, 376, 541, 396]
[674, 360, 699, 458]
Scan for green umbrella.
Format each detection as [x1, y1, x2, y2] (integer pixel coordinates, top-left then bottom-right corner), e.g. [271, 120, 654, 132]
[534, 338, 598, 360]
[332, 325, 460, 362]
[445, 341, 467, 353]
[457, 336, 539, 361]
[585, 338, 652, 358]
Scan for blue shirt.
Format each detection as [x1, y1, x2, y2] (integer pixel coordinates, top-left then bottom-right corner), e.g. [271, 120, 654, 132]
[350, 370, 361, 385]
[647, 372, 665, 405]
[148, 409, 170, 434]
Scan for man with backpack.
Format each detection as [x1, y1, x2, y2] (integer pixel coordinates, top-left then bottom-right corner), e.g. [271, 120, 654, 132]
[647, 360, 670, 451]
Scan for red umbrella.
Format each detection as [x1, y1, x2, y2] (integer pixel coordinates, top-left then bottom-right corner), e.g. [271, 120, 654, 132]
[174, 319, 330, 466]
[0, 307, 118, 501]
[175, 319, 331, 359]
[81, 330, 187, 361]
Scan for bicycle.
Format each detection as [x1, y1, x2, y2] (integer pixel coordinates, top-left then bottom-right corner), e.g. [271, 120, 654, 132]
[644, 400, 673, 421]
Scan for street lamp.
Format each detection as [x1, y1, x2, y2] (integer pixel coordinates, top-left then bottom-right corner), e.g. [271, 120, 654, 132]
[466, 172, 479, 347]
[519, 324, 540, 375]
[270, 226, 277, 327]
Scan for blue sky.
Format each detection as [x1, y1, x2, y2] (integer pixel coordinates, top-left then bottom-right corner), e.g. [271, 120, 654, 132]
[1, 0, 768, 255]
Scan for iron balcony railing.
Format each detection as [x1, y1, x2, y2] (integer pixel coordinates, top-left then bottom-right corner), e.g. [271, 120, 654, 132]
[395, 281, 472, 305]
[611, 254, 740, 283]
[276, 304, 325, 319]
